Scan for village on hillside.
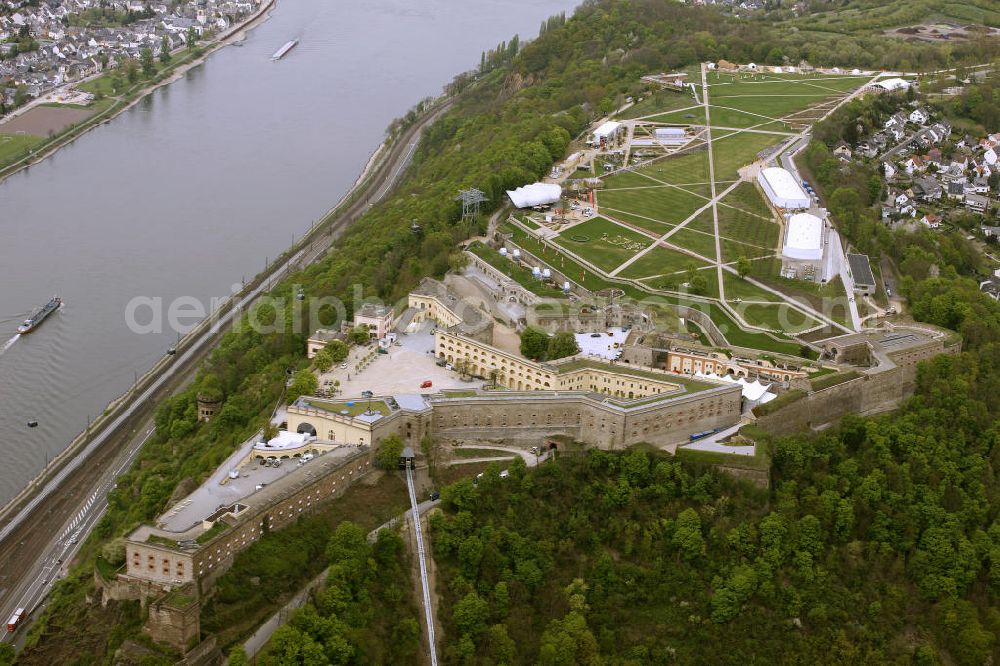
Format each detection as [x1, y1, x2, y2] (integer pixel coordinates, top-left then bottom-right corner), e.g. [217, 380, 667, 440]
[0, 0, 260, 110]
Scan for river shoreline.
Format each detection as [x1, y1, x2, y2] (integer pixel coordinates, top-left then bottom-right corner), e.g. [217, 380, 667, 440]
[0, 0, 277, 185]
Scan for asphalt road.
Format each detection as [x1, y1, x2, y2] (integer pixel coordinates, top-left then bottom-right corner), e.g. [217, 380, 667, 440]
[0, 98, 453, 646]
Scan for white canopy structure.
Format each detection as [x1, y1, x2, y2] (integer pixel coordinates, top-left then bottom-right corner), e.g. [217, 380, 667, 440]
[758, 167, 810, 210]
[506, 182, 562, 208]
[873, 77, 910, 91]
[782, 213, 824, 262]
[695, 372, 776, 407]
[591, 121, 622, 143]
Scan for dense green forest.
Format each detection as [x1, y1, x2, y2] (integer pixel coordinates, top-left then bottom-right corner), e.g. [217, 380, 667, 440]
[13, 0, 1000, 662]
[430, 353, 1000, 664]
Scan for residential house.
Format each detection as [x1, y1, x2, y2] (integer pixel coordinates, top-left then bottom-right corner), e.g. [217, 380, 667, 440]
[885, 112, 907, 131]
[912, 176, 942, 202]
[908, 107, 930, 125]
[966, 194, 990, 213]
[833, 141, 852, 160]
[904, 155, 925, 176]
[967, 177, 991, 195]
[882, 161, 896, 180]
[920, 213, 941, 229]
[947, 181, 966, 201]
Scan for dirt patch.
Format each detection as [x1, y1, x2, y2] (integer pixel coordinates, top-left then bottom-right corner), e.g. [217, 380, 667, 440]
[0, 106, 94, 137]
[885, 23, 1000, 42]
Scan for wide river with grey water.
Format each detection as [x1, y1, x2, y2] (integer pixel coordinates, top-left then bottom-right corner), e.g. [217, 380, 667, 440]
[0, 0, 579, 504]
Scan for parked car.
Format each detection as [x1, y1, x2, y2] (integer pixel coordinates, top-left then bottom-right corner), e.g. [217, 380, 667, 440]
[420, 380, 433, 388]
[429, 491, 440, 501]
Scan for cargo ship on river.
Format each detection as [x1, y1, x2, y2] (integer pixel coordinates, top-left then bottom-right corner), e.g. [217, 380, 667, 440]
[16, 297, 62, 334]
[271, 40, 298, 60]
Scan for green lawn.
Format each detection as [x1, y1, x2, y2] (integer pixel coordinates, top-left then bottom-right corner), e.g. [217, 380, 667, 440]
[666, 227, 718, 261]
[598, 186, 707, 227]
[553, 217, 652, 272]
[738, 303, 822, 334]
[683, 209, 717, 235]
[0, 133, 44, 164]
[717, 205, 780, 256]
[721, 237, 775, 262]
[711, 94, 836, 121]
[618, 245, 710, 280]
[722, 273, 783, 303]
[723, 182, 772, 217]
[645, 106, 706, 124]
[707, 105, 786, 129]
[710, 131, 783, 180]
[635, 149, 711, 185]
[78, 73, 121, 97]
[747, 258, 852, 328]
[599, 207, 678, 235]
[467, 242, 567, 299]
[600, 170, 659, 190]
[619, 91, 698, 119]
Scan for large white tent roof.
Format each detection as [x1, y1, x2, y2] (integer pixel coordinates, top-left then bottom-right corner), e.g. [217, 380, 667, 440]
[874, 77, 910, 91]
[694, 372, 776, 404]
[506, 182, 562, 208]
[758, 167, 810, 210]
[783, 213, 824, 262]
[592, 121, 622, 140]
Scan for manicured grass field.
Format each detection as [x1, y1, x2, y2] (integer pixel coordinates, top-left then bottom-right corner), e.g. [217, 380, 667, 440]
[619, 91, 698, 119]
[618, 244, 709, 280]
[554, 217, 652, 272]
[646, 106, 706, 125]
[601, 170, 659, 190]
[598, 186, 707, 227]
[667, 227, 718, 260]
[717, 204, 780, 253]
[683, 209, 716, 235]
[739, 303, 822, 334]
[0, 133, 44, 164]
[710, 131, 783, 180]
[723, 182, 772, 217]
[722, 272, 783, 303]
[721, 237, 774, 262]
[707, 105, 782, 129]
[599, 207, 677, 235]
[710, 92, 833, 121]
[634, 149, 711, 185]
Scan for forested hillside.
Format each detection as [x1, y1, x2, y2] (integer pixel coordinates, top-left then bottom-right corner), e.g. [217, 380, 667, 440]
[430, 356, 1000, 664]
[13, 0, 1000, 662]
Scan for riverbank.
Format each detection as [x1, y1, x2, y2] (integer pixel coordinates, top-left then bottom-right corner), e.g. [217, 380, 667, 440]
[0, 0, 276, 184]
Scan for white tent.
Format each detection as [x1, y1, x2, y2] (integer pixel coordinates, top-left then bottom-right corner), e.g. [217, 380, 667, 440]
[694, 372, 776, 407]
[874, 77, 910, 91]
[758, 167, 810, 210]
[506, 182, 562, 208]
[782, 213, 824, 262]
[591, 121, 622, 143]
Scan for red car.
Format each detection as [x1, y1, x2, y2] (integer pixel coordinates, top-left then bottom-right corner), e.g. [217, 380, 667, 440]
[420, 380, 433, 388]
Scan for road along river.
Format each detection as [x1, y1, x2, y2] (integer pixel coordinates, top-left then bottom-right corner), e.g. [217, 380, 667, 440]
[0, 0, 579, 505]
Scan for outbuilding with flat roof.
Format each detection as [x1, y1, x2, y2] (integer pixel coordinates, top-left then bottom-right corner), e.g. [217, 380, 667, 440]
[847, 254, 876, 295]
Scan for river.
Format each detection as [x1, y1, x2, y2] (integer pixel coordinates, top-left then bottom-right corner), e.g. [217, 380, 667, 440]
[0, 0, 579, 505]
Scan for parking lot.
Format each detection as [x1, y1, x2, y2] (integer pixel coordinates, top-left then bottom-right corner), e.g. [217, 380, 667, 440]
[318, 326, 485, 398]
[158, 438, 357, 531]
